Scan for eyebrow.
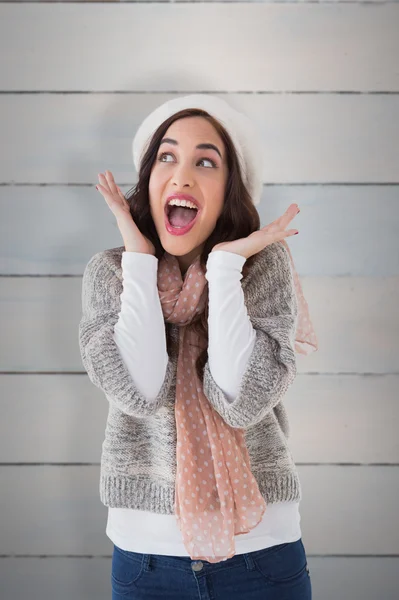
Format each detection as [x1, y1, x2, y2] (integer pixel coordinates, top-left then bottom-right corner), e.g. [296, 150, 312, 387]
[159, 137, 223, 160]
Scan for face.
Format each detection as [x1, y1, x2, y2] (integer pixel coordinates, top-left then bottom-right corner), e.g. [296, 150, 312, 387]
[148, 116, 228, 274]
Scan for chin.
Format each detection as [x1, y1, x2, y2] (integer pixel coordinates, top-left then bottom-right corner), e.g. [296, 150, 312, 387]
[159, 237, 200, 257]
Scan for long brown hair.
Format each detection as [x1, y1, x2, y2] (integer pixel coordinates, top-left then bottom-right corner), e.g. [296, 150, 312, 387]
[124, 108, 261, 379]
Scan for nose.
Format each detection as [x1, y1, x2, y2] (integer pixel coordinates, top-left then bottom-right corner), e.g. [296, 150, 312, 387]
[171, 161, 195, 189]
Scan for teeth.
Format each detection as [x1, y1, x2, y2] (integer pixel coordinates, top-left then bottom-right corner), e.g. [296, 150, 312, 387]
[167, 199, 198, 210]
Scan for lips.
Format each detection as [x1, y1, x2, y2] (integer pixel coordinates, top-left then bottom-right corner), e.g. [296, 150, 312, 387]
[165, 193, 201, 211]
[164, 202, 201, 236]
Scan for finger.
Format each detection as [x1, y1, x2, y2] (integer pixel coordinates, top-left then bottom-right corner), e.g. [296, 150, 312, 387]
[272, 228, 298, 238]
[96, 182, 111, 201]
[98, 171, 117, 196]
[104, 170, 118, 196]
[96, 182, 118, 205]
[264, 204, 299, 234]
[279, 204, 299, 229]
[261, 228, 298, 243]
[98, 173, 111, 194]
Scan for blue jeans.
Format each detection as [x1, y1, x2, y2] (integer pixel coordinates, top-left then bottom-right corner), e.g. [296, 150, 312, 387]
[111, 538, 312, 599]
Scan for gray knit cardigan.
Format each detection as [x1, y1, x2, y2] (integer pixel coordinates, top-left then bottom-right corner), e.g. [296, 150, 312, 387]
[78, 241, 301, 513]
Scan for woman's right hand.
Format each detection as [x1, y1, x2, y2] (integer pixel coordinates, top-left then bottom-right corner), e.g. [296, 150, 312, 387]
[96, 170, 156, 256]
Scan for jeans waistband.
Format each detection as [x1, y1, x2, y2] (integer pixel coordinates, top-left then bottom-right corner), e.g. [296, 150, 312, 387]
[115, 539, 302, 575]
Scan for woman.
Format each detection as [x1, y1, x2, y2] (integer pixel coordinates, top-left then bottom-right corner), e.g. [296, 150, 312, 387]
[79, 94, 317, 599]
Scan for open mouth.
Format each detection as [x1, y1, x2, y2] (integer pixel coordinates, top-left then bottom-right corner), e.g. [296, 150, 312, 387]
[165, 203, 200, 235]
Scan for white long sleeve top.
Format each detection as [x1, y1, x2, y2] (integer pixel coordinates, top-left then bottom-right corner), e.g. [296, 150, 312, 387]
[106, 250, 301, 556]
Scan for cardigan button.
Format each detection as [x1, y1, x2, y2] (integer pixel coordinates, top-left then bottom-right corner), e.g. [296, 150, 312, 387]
[191, 560, 204, 572]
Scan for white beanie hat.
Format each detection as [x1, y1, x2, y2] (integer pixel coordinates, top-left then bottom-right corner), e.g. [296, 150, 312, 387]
[132, 94, 264, 206]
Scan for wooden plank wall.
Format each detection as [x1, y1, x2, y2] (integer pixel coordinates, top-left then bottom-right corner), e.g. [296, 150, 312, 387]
[0, 2, 398, 599]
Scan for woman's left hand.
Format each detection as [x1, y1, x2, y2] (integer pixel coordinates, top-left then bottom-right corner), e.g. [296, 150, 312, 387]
[211, 203, 300, 259]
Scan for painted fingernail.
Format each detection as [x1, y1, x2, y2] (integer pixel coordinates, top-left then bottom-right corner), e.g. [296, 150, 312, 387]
[295, 231, 299, 235]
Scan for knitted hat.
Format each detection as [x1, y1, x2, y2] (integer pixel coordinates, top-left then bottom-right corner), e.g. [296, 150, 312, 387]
[132, 94, 264, 206]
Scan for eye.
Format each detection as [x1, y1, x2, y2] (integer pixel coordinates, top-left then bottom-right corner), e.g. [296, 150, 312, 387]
[198, 157, 217, 168]
[158, 152, 173, 163]
[157, 152, 217, 168]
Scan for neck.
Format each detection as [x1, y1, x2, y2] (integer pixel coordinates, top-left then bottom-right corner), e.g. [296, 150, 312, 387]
[176, 245, 204, 276]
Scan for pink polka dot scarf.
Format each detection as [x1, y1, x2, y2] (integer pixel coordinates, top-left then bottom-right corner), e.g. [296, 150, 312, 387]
[157, 242, 318, 564]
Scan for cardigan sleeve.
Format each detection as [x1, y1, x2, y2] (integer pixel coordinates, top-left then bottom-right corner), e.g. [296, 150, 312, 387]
[78, 251, 176, 418]
[202, 241, 298, 429]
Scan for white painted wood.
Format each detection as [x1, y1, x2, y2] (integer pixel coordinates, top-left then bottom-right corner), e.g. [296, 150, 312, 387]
[1, 4, 398, 91]
[0, 465, 397, 555]
[299, 465, 399, 555]
[0, 277, 82, 372]
[0, 374, 398, 465]
[0, 556, 398, 600]
[286, 374, 399, 464]
[1, 94, 398, 184]
[0, 558, 112, 600]
[14, 0, 399, 3]
[1, 275, 398, 374]
[306, 557, 399, 600]
[295, 276, 399, 374]
[0, 375, 109, 463]
[1, 184, 399, 276]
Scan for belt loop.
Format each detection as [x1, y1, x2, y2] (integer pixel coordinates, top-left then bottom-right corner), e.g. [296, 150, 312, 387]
[143, 554, 153, 571]
[243, 552, 256, 571]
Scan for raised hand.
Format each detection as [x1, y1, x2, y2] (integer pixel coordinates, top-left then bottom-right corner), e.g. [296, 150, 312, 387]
[211, 203, 300, 259]
[96, 170, 155, 255]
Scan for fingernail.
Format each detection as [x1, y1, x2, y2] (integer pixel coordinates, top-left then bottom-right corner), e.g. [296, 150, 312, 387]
[295, 231, 299, 235]
[95, 185, 98, 190]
